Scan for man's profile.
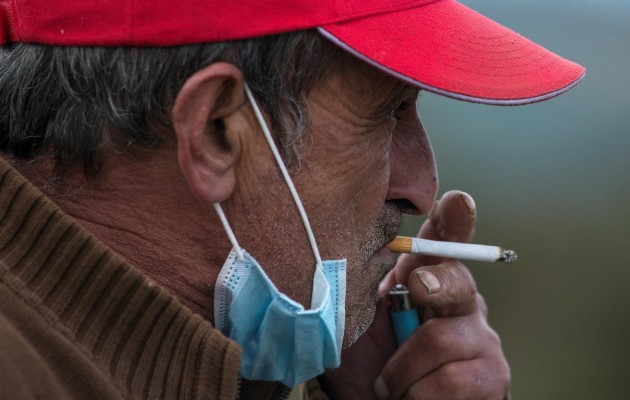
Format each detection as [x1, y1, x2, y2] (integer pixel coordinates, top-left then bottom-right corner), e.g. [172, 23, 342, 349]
[0, 0, 584, 398]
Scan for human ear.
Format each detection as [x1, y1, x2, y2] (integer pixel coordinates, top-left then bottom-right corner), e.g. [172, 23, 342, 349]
[173, 62, 245, 204]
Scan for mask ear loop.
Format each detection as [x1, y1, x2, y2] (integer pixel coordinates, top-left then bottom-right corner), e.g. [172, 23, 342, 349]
[244, 83, 324, 269]
[213, 203, 245, 262]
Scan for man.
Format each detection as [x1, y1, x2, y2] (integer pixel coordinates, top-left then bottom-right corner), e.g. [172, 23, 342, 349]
[0, 0, 584, 399]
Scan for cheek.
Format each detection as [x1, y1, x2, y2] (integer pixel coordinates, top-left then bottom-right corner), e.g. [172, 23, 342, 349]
[302, 139, 391, 236]
[311, 121, 392, 194]
[300, 118, 394, 245]
[341, 145, 393, 254]
[343, 130, 392, 212]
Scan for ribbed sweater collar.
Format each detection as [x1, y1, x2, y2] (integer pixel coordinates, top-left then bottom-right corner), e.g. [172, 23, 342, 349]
[0, 157, 247, 399]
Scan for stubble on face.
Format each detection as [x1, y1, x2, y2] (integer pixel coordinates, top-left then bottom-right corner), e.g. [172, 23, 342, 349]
[343, 201, 402, 346]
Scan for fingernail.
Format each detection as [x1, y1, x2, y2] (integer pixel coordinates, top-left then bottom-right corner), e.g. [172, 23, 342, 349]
[459, 191, 476, 215]
[374, 375, 389, 400]
[417, 270, 441, 294]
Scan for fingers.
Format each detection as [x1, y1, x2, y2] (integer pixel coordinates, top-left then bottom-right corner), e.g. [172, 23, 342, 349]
[394, 190, 477, 283]
[403, 357, 511, 400]
[376, 312, 509, 400]
[374, 191, 510, 400]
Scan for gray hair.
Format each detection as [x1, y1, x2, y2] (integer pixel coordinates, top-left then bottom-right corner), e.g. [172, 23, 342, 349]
[0, 30, 349, 180]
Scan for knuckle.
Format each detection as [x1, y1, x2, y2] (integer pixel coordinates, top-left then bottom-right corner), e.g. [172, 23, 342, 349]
[476, 293, 489, 317]
[435, 362, 498, 400]
[489, 363, 512, 400]
[498, 354, 512, 387]
[482, 343, 511, 399]
[479, 323, 505, 357]
[501, 366, 512, 389]
[432, 363, 469, 398]
[487, 327, 502, 347]
[439, 262, 477, 304]
[420, 320, 455, 354]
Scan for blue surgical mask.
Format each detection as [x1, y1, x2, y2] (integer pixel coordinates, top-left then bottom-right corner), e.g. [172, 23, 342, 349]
[212, 84, 347, 387]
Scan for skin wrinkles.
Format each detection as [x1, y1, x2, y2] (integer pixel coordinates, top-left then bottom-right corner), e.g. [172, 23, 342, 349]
[286, 64, 435, 346]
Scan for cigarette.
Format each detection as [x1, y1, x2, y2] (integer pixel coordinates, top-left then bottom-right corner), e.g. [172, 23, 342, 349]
[387, 236, 518, 263]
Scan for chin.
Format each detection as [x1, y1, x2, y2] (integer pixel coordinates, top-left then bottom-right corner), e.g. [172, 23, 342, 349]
[342, 307, 377, 348]
[341, 253, 395, 348]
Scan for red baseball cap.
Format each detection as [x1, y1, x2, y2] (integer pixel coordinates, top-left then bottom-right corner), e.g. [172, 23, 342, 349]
[0, 0, 585, 105]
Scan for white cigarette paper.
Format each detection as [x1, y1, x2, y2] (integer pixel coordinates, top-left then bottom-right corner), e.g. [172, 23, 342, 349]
[387, 236, 517, 264]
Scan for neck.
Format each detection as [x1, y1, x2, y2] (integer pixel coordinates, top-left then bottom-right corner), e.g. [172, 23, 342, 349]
[11, 147, 230, 321]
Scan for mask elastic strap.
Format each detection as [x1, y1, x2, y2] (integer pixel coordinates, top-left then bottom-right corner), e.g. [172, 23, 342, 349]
[244, 83, 324, 268]
[213, 203, 245, 262]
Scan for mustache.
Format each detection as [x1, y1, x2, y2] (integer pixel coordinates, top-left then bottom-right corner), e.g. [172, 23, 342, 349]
[359, 201, 404, 256]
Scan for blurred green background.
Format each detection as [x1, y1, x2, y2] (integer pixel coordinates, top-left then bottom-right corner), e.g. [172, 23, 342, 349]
[399, 0, 630, 398]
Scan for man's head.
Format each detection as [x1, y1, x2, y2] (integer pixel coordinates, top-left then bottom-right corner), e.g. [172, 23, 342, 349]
[167, 56, 438, 344]
[0, 0, 585, 345]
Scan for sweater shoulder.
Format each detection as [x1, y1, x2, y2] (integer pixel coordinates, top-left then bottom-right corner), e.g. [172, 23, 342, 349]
[0, 295, 68, 398]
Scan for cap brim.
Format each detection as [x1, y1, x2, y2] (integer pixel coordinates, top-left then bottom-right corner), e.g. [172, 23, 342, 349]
[319, 0, 585, 105]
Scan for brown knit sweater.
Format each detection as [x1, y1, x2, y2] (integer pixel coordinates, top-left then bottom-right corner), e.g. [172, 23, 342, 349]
[0, 157, 293, 399]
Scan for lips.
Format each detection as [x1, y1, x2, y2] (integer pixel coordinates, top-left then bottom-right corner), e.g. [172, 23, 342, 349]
[362, 201, 404, 258]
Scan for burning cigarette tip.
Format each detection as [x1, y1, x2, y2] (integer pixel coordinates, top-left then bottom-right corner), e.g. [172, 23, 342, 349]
[499, 249, 518, 264]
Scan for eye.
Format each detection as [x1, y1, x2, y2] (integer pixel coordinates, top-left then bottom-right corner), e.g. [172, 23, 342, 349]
[389, 101, 415, 122]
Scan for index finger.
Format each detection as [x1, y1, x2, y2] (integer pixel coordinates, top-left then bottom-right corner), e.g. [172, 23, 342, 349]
[420, 189, 477, 244]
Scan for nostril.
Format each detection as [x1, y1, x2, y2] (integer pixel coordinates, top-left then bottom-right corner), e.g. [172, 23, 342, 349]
[390, 198, 420, 216]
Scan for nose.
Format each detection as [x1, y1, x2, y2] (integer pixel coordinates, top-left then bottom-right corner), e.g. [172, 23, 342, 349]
[387, 114, 438, 216]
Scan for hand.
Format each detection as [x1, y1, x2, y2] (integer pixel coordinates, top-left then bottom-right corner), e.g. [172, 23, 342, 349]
[320, 190, 510, 399]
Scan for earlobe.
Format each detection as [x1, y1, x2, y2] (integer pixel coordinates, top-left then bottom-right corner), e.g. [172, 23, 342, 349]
[173, 63, 245, 204]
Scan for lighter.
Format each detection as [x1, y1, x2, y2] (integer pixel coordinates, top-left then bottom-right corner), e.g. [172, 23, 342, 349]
[388, 284, 421, 346]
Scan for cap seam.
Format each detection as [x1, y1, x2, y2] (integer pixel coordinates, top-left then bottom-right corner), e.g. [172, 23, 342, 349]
[443, 47, 552, 74]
